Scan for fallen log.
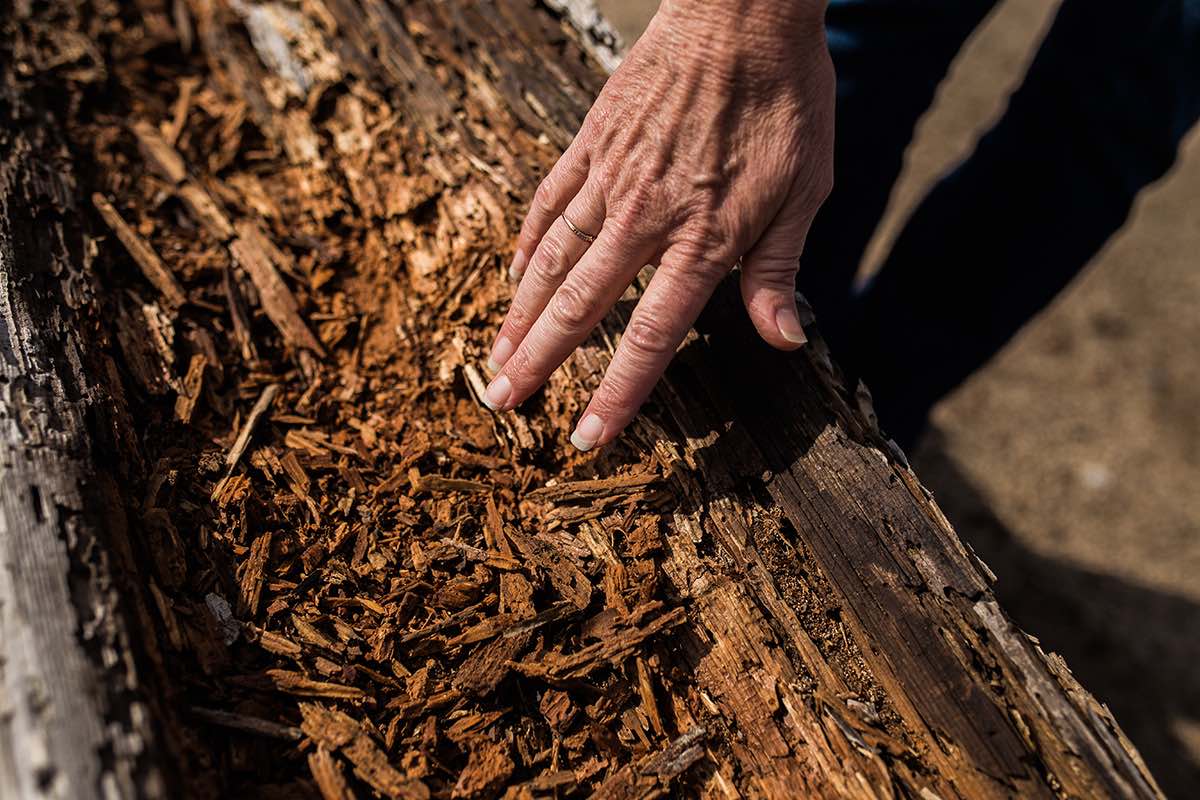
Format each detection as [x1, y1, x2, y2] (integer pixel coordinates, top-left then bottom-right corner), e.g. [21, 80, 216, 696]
[0, 1, 1162, 798]
[0, 9, 167, 798]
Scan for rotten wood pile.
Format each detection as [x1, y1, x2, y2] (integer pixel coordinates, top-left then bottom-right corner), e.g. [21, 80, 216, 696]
[1, 1, 1164, 799]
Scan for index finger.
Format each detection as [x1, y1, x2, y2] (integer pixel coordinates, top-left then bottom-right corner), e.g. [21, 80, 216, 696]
[482, 222, 654, 412]
[569, 251, 725, 451]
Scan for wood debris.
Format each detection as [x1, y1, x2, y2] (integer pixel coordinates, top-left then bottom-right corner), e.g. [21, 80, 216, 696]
[229, 221, 325, 354]
[5, 2, 1150, 799]
[133, 119, 188, 184]
[6, 1, 846, 796]
[525, 473, 661, 503]
[301, 704, 430, 799]
[308, 746, 357, 800]
[92, 193, 187, 307]
[189, 706, 302, 741]
[224, 383, 280, 470]
[174, 353, 208, 422]
[235, 669, 366, 702]
[590, 726, 708, 799]
[513, 603, 687, 682]
[411, 473, 490, 494]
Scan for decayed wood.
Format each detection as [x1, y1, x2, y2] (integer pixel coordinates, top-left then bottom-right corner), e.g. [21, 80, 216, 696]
[92, 193, 188, 308]
[0, 10, 165, 799]
[542, 0, 625, 72]
[0, 0, 1164, 798]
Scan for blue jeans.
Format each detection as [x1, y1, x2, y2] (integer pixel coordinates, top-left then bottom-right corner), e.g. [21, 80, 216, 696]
[802, 0, 1200, 448]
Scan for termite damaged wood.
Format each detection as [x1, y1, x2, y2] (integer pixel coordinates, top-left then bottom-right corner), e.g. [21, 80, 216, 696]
[0, 0, 1163, 798]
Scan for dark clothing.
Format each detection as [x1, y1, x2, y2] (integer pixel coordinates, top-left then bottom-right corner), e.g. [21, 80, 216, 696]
[802, 0, 1200, 448]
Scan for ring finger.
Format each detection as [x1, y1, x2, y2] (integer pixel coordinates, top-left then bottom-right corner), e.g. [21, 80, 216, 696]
[489, 180, 606, 371]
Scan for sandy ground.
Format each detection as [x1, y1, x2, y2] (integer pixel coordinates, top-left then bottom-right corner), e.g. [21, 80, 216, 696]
[598, 1, 1200, 794]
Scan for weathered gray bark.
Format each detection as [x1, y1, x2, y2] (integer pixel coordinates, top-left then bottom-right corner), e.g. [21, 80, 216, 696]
[542, 0, 625, 72]
[0, 12, 164, 798]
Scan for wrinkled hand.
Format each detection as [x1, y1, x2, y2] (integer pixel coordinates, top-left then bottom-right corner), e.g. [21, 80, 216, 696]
[484, 0, 834, 450]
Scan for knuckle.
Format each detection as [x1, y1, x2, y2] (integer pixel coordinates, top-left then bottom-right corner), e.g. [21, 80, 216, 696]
[604, 208, 632, 237]
[801, 160, 834, 207]
[596, 369, 638, 410]
[608, 208, 656, 249]
[547, 281, 594, 333]
[592, 161, 620, 195]
[623, 314, 676, 359]
[753, 250, 799, 278]
[666, 239, 728, 280]
[531, 235, 570, 281]
[504, 303, 532, 335]
[677, 220, 724, 255]
[632, 171, 662, 202]
[532, 175, 559, 213]
[612, 182, 655, 224]
[679, 184, 719, 219]
[755, 264, 797, 290]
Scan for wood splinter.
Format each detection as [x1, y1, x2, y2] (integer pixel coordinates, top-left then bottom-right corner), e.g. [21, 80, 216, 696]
[188, 706, 302, 741]
[225, 383, 281, 471]
[92, 193, 187, 307]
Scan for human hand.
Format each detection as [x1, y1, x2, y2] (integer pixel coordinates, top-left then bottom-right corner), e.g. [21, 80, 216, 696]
[484, 0, 834, 450]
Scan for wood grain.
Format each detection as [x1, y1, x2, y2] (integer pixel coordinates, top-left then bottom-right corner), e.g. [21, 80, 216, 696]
[0, 9, 165, 797]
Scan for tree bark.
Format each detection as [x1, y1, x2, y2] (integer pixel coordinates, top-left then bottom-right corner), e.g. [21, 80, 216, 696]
[0, 9, 165, 798]
[0, 0, 1163, 798]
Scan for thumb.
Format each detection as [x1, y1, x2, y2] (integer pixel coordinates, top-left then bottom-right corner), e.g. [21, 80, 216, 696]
[739, 195, 814, 350]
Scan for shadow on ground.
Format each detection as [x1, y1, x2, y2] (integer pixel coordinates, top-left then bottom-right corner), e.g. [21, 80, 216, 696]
[914, 433, 1200, 798]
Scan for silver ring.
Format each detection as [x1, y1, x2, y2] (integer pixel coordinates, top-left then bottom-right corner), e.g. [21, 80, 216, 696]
[562, 214, 598, 244]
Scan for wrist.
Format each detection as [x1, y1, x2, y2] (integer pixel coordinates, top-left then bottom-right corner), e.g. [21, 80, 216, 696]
[659, 0, 827, 41]
[647, 0, 828, 87]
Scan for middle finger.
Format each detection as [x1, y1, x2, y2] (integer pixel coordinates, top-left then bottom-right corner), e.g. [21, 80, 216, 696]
[482, 222, 656, 412]
[488, 180, 606, 371]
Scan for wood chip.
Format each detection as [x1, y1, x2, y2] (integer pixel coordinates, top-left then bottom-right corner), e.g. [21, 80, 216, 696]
[179, 181, 235, 240]
[410, 474, 490, 494]
[133, 119, 187, 184]
[234, 669, 365, 701]
[230, 221, 325, 354]
[245, 624, 303, 659]
[514, 604, 687, 682]
[308, 746, 357, 800]
[451, 738, 513, 799]
[239, 531, 272, 616]
[190, 706, 303, 741]
[589, 726, 707, 799]
[93, 193, 187, 307]
[526, 473, 661, 503]
[225, 383, 280, 470]
[300, 704, 430, 799]
[223, 266, 259, 361]
[174, 352, 208, 422]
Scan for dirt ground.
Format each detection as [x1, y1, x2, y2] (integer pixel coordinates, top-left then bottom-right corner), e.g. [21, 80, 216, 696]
[598, 0, 1200, 795]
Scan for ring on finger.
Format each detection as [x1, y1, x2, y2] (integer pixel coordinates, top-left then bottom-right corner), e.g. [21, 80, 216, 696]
[561, 214, 598, 244]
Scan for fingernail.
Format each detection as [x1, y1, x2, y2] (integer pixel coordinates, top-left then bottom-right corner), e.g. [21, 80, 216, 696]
[487, 336, 514, 373]
[776, 306, 808, 345]
[508, 249, 527, 281]
[570, 414, 605, 452]
[483, 374, 512, 411]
